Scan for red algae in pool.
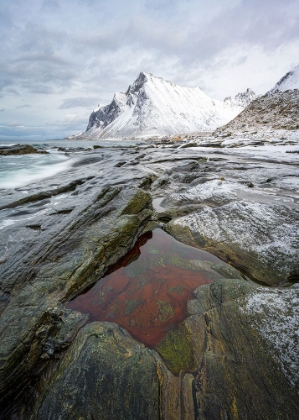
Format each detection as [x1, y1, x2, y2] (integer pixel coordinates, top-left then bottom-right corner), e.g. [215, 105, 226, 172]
[67, 229, 221, 347]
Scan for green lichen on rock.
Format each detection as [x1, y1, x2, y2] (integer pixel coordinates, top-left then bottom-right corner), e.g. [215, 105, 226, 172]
[31, 323, 160, 420]
[0, 144, 40, 155]
[168, 284, 183, 295]
[121, 189, 152, 215]
[157, 300, 174, 322]
[155, 324, 194, 374]
[125, 299, 144, 315]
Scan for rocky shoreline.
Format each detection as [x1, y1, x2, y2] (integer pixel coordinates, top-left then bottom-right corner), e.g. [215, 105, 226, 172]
[0, 140, 298, 419]
[0, 144, 48, 156]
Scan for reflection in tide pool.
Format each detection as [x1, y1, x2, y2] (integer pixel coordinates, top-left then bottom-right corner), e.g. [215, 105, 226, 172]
[67, 229, 224, 347]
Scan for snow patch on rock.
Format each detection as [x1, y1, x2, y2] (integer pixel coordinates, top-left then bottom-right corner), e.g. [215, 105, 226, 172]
[173, 201, 299, 276]
[170, 179, 238, 205]
[93, 103, 105, 113]
[244, 285, 299, 387]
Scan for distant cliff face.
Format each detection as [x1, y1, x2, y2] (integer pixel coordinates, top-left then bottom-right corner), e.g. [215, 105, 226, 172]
[83, 72, 254, 139]
[86, 93, 127, 131]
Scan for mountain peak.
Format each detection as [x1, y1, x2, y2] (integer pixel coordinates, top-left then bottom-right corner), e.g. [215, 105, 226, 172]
[224, 88, 256, 108]
[269, 64, 299, 93]
[83, 73, 254, 139]
[126, 72, 149, 95]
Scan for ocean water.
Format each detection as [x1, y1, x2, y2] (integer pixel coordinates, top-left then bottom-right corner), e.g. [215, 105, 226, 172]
[0, 138, 135, 189]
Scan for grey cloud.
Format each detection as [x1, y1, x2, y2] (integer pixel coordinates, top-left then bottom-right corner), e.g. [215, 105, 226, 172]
[59, 97, 100, 109]
[9, 122, 24, 127]
[0, 53, 76, 94]
[17, 104, 31, 109]
[29, 85, 56, 95]
[234, 56, 248, 66]
[41, 1, 60, 13]
[144, 0, 180, 14]
[0, 20, 73, 95]
[186, 0, 299, 58]
[0, 108, 5, 112]
[0, 0, 298, 140]
[69, 0, 298, 80]
[19, 24, 67, 55]
[4, 88, 20, 96]
[14, 53, 68, 66]
[0, 9, 13, 31]
[72, 17, 185, 57]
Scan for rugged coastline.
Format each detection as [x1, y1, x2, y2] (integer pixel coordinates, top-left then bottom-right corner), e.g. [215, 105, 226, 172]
[0, 139, 298, 419]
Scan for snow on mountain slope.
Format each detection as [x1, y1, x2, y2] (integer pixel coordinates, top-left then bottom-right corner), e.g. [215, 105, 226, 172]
[269, 64, 299, 93]
[93, 103, 105, 113]
[224, 88, 256, 109]
[219, 90, 299, 134]
[214, 64, 299, 145]
[83, 72, 250, 139]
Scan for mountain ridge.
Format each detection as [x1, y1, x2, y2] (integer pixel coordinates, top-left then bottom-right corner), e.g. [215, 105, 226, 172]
[269, 64, 299, 93]
[82, 72, 255, 139]
[218, 64, 299, 136]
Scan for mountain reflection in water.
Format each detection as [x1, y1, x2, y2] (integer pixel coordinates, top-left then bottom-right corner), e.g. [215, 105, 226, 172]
[67, 229, 221, 347]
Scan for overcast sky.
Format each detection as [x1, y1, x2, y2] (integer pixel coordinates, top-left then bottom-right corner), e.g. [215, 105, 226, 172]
[1, 0, 299, 140]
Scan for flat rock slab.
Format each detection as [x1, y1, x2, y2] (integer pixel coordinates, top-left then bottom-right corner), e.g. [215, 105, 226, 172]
[166, 201, 299, 285]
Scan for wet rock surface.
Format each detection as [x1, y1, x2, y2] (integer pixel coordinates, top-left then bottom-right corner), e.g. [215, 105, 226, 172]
[0, 144, 43, 155]
[0, 142, 298, 418]
[181, 280, 299, 419]
[31, 323, 160, 420]
[146, 145, 299, 285]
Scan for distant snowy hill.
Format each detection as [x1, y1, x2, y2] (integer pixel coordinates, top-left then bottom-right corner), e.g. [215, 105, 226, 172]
[269, 64, 299, 93]
[81, 72, 254, 139]
[224, 88, 256, 108]
[218, 64, 299, 137]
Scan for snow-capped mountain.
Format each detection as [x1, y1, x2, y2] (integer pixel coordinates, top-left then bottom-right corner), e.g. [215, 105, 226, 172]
[218, 64, 299, 136]
[82, 72, 253, 139]
[93, 103, 105, 113]
[224, 88, 256, 108]
[269, 64, 299, 93]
